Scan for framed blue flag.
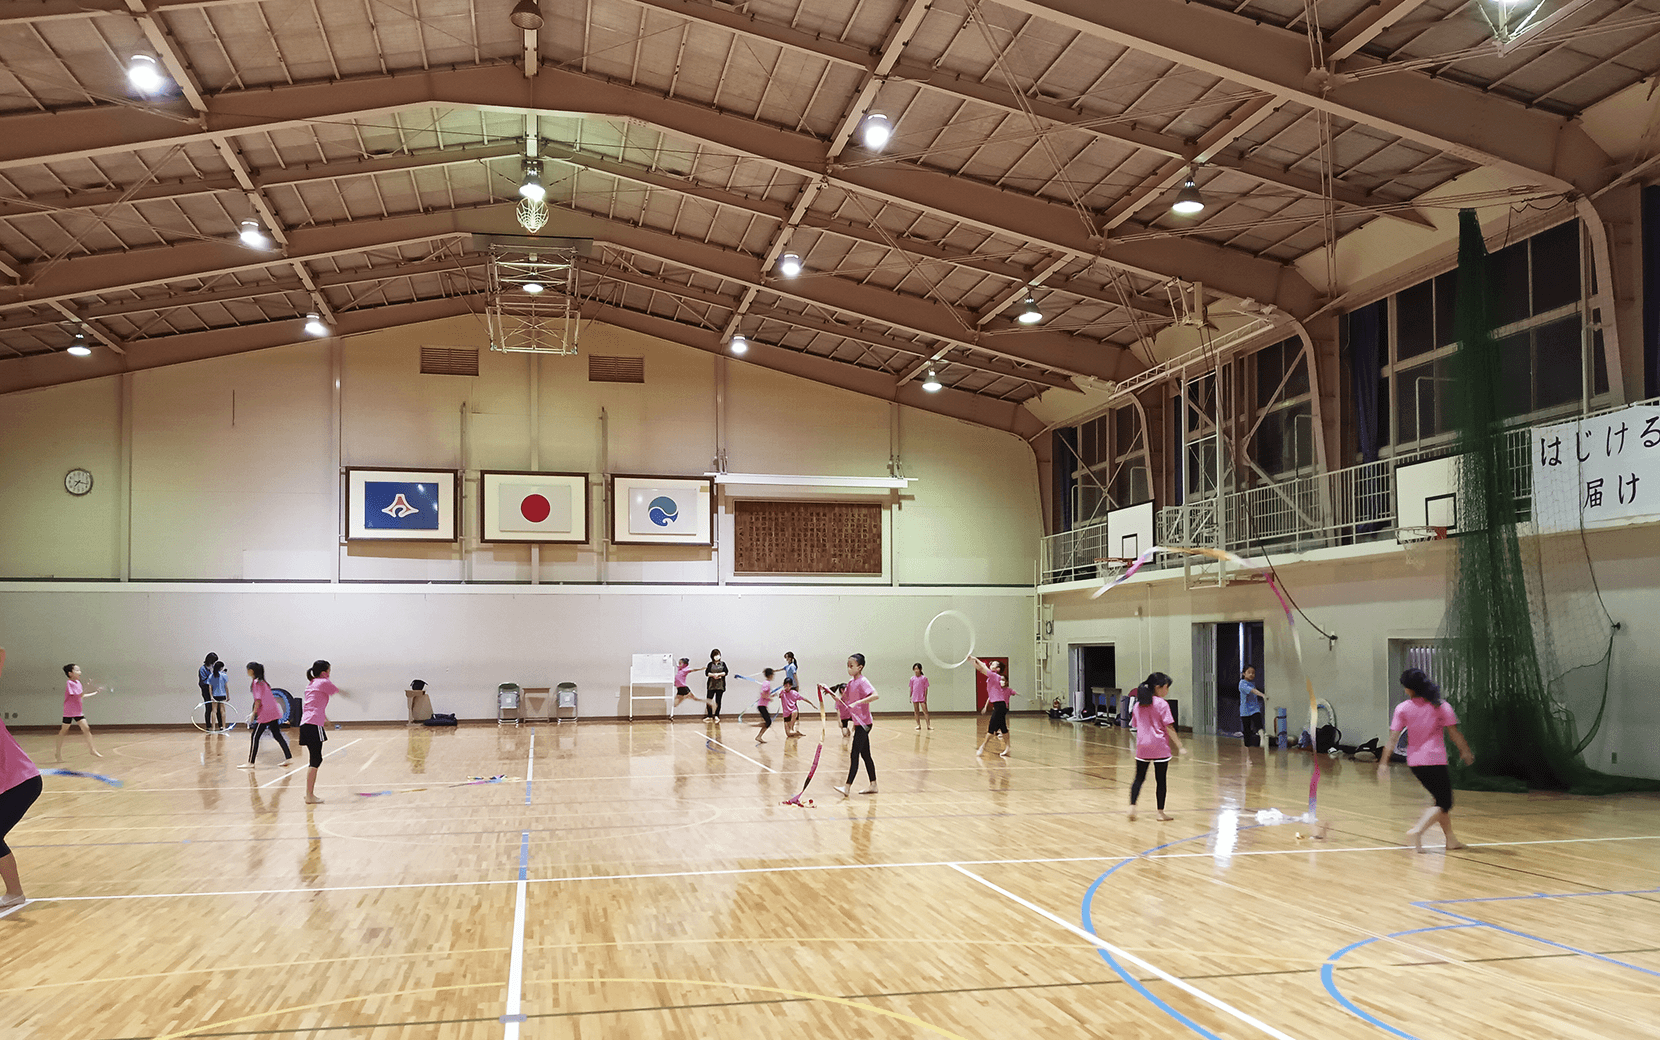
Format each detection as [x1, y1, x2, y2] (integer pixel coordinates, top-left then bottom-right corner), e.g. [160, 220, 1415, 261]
[345, 468, 459, 542]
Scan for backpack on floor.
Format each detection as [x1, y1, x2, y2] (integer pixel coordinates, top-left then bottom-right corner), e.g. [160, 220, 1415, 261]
[422, 712, 458, 727]
[1315, 724, 1341, 753]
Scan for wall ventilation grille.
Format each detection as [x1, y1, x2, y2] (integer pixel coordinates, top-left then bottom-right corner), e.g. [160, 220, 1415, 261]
[588, 355, 645, 383]
[420, 346, 480, 377]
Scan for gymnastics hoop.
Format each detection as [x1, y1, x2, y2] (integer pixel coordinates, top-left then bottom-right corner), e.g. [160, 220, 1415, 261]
[924, 610, 977, 670]
[190, 699, 244, 734]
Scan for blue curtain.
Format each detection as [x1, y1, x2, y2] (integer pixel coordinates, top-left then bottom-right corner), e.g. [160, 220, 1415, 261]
[1644, 185, 1660, 400]
[1052, 428, 1076, 533]
[1348, 301, 1383, 462]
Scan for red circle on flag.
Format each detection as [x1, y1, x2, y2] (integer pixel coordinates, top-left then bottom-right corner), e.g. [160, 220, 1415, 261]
[520, 494, 551, 523]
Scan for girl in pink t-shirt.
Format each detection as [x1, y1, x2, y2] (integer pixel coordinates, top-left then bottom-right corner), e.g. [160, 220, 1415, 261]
[752, 668, 777, 744]
[909, 664, 931, 732]
[974, 658, 1019, 758]
[778, 677, 804, 738]
[0, 648, 44, 912]
[239, 662, 293, 769]
[299, 660, 339, 804]
[1127, 672, 1187, 821]
[53, 662, 103, 763]
[1380, 668, 1474, 852]
[671, 657, 703, 715]
[832, 654, 880, 797]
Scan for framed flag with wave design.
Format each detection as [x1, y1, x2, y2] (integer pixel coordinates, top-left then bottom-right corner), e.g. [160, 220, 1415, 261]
[608, 475, 714, 546]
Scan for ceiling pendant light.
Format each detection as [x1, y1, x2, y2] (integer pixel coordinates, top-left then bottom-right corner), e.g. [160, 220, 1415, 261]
[303, 313, 328, 337]
[67, 332, 92, 357]
[1171, 174, 1206, 215]
[509, 0, 545, 29]
[1016, 294, 1043, 326]
[859, 113, 893, 151]
[729, 334, 749, 355]
[777, 252, 803, 278]
[238, 219, 271, 248]
[921, 369, 942, 392]
[523, 282, 545, 294]
[519, 161, 546, 202]
[127, 54, 167, 94]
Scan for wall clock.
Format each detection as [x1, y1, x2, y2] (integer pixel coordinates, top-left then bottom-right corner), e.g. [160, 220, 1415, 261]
[65, 468, 93, 496]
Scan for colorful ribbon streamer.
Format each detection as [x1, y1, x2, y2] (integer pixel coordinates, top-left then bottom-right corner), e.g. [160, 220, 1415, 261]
[41, 768, 123, 787]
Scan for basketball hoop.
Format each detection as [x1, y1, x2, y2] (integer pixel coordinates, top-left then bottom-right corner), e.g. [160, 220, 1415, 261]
[1092, 556, 1134, 574]
[516, 196, 549, 233]
[1398, 525, 1448, 569]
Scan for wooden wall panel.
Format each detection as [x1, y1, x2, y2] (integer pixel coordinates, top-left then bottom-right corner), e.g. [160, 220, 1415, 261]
[733, 501, 882, 574]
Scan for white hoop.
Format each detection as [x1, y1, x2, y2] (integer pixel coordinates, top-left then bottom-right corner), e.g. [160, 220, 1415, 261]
[516, 196, 549, 232]
[191, 699, 244, 734]
[924, 610, 977, 670]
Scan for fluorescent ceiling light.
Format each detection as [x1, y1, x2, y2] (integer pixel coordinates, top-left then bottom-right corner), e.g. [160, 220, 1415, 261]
[707, 472, 915, 488]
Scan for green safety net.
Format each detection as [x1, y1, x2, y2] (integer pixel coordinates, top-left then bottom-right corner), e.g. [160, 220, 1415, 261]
[1440, 209, 1658, 794]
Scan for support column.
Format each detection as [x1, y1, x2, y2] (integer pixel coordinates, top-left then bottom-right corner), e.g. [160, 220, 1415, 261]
[1585, 190, 1638, 404]
[117, 371, 133, 581]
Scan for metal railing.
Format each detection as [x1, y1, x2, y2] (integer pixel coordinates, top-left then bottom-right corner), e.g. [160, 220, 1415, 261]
[1040, 427, 1535, 585]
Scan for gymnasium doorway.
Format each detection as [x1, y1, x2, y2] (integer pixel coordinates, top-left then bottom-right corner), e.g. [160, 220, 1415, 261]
[1067, 645, 1116, 716]
[1193, 621, 1264, 737]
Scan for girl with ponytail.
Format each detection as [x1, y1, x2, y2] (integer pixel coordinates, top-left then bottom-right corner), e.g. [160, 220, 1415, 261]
[1380, 668, 1474, 852]
[1128, 672, 1186, 821]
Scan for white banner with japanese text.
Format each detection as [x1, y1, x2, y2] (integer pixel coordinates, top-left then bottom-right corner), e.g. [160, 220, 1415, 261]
[1531, 405, 1660, 532]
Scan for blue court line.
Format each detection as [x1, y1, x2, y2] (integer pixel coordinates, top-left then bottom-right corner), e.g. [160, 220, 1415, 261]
[518, 830, 531, 881]
[1323, 887, 1660, 1038]
[1078, 825, 1267, 1040]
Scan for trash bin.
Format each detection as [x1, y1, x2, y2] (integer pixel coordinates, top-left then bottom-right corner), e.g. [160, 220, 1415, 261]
[554, 681, 578, 723]
[497, 683, 522, 725]
[520, 687, 551, 722]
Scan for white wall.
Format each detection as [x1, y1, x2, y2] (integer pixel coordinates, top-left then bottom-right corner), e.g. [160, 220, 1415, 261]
[0, 584, 1032, 724]
[1045, 528, 1660, 781]
[0, 315, 1042, 724]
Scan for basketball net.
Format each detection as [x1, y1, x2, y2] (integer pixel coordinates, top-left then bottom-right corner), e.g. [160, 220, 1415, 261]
[516, 196, 549, 233]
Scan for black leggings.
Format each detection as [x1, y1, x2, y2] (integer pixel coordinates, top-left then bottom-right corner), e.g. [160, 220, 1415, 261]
[705, 689, 724, 717]
[987, 701, 1010, 736]
[1241, 711, 1263, 747]
[756, 705, 772, 732]
[1410, 764, 1454, 812]
[249, 721, 291, 763]
[0, 775, 43, 858]
[847, 723, 875, 785]
[1130, 759, 1169, 810]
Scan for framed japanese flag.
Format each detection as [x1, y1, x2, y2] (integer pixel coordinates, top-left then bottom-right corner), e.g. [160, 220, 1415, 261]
[608, 475, 715, 546]
[481, 471, 590, 544]
[345, 467, 460, 542]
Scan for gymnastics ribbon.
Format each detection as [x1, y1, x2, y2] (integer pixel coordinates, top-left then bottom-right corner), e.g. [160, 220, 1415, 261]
[41, 767, 123, 787]
[1092, 545, 1322, 817]
[782, 685, 835, 807]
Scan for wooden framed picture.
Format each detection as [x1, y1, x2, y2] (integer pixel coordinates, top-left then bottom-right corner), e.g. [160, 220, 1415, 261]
[480, 471, 591, 544]
[345, 467, 460, 542]
[608, 475, 715, 546]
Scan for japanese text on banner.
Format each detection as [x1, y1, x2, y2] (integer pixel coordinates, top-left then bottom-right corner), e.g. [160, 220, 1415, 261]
[1531, 405, 1660, 532]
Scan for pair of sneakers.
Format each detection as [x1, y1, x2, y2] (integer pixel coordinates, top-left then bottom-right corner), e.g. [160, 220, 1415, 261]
[832, 783, 878, 797]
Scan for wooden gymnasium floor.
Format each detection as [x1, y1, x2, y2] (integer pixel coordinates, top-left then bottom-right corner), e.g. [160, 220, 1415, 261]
[3, 716, 1658, 1040]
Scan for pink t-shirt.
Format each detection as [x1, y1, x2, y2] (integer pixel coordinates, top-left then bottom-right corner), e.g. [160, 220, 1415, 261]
[909, 675, 929, 702]
[1391, 697, 1459, 767]
[779, 685, 800, 715]
[251, 680, 280, 724]
[835, 687, 853, 720]
[984, 670, 1009, 704]
[1131, 696, 1176, 760]
[674, 664, 692, 688]
[63, 678, 84, 717]
[0, 720, 41, 794]
[302, 677, 337, 727]
[757, 682, 773, 706]
[844, 675, 875, 727]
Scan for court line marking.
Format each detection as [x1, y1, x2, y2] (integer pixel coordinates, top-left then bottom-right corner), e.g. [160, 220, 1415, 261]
[259, 738, 361, 787]
[692, 731, 778, 773]
[503, 731, 534, 1039]
[950, 862, 1306, 1040]
[18, 834, 1660, 904]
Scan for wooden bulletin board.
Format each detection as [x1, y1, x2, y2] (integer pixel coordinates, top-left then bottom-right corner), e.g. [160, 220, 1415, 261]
[733, 501, 883, 574]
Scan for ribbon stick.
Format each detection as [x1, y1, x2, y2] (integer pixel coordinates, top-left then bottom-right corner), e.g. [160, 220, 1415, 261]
[41, 768, 123, 788]
[782, 685, 840, 808]
[356, 775, 513, 798]
[1093, 546, 1325, 825]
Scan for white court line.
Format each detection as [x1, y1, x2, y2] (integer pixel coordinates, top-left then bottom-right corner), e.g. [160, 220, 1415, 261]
[693, 731, 778, 773]
[949, 863, 1306, 1040]
[21, 834, 1660, 905]
[259, 737, 362, 788]
[502, 731, 534, 1040]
